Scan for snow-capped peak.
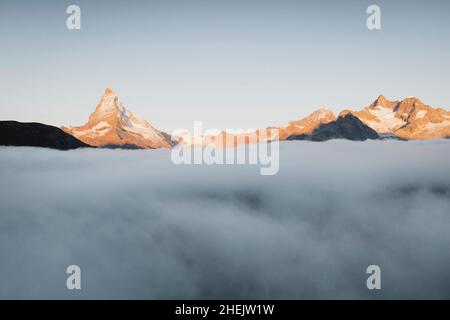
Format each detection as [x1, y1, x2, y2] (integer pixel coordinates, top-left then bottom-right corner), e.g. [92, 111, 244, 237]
[62, 89, 173, 149]
[89, 88, 124, 119]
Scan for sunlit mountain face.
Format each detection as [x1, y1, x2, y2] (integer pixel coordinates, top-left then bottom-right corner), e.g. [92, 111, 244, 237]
[56, 89, 450, 150]
[340, 95, 450, 140]
[61, 88, 173, 149]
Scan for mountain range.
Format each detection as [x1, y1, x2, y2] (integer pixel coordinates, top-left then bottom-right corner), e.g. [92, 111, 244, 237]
[176, 94, 450, 146]
[340, 95, 450, 140]
[1, 89, 449, 149]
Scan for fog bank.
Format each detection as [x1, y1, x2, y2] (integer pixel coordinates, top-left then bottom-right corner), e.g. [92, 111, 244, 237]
[1, 140, 450, 299]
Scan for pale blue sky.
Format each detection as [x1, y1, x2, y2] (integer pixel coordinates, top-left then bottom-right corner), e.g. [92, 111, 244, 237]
[0, 0, 449, 131]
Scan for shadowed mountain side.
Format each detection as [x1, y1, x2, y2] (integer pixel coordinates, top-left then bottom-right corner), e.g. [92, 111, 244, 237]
[0, 121, 91, 150]
[287, 114, 379, 141]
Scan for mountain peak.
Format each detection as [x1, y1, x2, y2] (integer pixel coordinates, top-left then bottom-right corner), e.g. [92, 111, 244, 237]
[93, 89, 123, 117]
[309, 107, 335, 120]
[103, 87, 116, 96]
[371, 94, 397, 109]
[287, 113, 379, 142]
[315, 106, 333, 113]
[338, 95, 450, 139]
[400, 96, 423, 105]
[62, 89, 173, 149]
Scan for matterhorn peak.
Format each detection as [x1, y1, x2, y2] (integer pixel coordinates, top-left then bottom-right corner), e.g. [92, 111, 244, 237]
[62, 89, 173, 149]
[103, 87, 116, 96]
[90, 88, 124, 119]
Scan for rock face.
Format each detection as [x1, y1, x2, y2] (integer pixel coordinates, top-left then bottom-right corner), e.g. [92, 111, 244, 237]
[62, 88, 173, 149]
[287, 114, 379, 141]
[341, 95, 450, 140]
[0, 121, 90, 150]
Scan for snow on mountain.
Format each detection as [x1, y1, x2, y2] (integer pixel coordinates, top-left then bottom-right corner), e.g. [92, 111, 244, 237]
[340, 95, 450, 140]
[62, 88, 173, 149]
[61, 90, 449, 149]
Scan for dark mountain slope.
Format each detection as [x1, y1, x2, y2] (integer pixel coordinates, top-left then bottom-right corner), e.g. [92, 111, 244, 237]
[0, 121, 91, 150]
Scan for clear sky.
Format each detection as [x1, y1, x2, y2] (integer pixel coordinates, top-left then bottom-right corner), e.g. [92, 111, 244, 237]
[1, 0, 449, 131]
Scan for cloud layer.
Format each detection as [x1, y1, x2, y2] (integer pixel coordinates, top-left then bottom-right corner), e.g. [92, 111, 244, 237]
[1, 140, 450, 299]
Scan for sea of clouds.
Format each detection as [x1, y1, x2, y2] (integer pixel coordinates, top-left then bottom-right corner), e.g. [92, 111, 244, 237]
[0, 140, 450, 299]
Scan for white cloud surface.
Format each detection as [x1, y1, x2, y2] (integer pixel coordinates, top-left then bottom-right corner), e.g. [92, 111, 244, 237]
[0, 140, 450, 299]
